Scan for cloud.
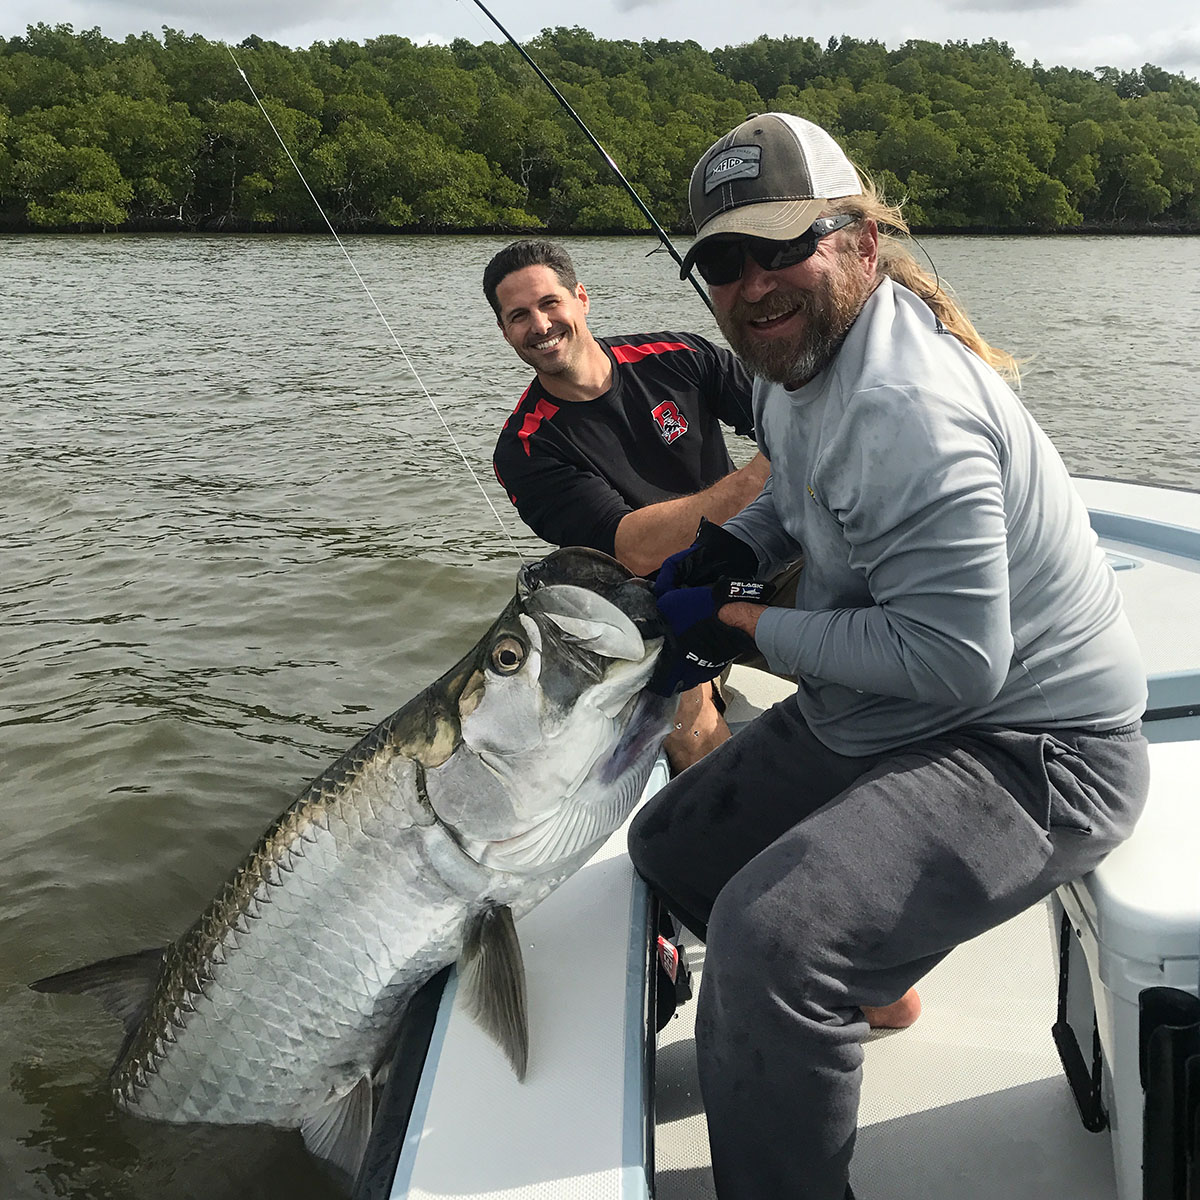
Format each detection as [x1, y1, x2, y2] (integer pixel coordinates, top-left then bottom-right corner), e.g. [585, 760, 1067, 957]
[121, 0, 374, 22]
[1036, 25, 1198, 82]
[948, 0, 1080, 13]
[1146, 27, 1200, 74]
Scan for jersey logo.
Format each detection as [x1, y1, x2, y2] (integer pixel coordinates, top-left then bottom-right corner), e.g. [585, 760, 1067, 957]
[652, 400, 688, 445]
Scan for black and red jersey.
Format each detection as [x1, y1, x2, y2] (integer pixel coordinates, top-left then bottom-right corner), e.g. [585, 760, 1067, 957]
[493, 331, 754, 556]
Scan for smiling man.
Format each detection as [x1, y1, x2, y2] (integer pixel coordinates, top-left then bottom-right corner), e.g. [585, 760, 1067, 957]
[485, 239, 772, 771]
[486, 240, 766, 576]
[630, 113, 1150, 1200]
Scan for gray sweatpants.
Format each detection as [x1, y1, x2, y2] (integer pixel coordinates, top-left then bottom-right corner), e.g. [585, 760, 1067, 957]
[627, 697, 1150, 1200]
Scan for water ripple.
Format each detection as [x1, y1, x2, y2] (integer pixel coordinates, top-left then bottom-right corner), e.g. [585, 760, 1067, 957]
[0, 231, 1195, 1199]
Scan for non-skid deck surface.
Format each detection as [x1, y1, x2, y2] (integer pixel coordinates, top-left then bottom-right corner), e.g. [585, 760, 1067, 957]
[391, 760, 667, 1200]
[654, 901, 1117, 1200]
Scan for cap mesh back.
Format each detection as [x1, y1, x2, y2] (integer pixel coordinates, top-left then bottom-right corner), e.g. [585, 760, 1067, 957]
[780, 114, 862, 198]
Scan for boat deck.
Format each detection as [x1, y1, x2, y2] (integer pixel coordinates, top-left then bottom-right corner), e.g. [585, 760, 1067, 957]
[376, 476, 1200, 1200]
[656, 904, 1115, 1200]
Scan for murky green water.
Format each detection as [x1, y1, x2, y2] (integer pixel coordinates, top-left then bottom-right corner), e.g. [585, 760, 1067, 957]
[1, 232, 1196, 1198]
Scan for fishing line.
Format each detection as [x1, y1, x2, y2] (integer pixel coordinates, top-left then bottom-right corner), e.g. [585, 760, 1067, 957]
[907, 230, 945, 301]
[462, 0, 715, 316]
[223, 44, 522, 556]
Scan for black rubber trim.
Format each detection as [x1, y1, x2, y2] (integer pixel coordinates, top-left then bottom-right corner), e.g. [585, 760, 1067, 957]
[644, 895, 662, 1198]
[353, 965, 454, 1200]
[1145, 704, 1200, 724]
[1140, 986, 1200, 1200]
[1051, 909, 1109, 1133]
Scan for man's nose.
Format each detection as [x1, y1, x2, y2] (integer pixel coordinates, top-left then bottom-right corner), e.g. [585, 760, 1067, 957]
[738, 257, 779, 303]
[530, 310, 554, 335]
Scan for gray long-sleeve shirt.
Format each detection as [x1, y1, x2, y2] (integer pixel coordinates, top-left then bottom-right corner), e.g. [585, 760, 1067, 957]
[726, 278, 1146, 756]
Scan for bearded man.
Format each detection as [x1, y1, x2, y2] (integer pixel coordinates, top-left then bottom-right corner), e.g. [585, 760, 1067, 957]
[629, 113, 1150, 1200]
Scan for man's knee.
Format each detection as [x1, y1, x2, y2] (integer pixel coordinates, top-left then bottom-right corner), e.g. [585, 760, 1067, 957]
[628, 789, 673, 891]
[705, 853, 847, 1007]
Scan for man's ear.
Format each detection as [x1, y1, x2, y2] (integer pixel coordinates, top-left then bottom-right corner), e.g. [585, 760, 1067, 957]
[857, 218, 879, 277]
[577, 283, 589, 313]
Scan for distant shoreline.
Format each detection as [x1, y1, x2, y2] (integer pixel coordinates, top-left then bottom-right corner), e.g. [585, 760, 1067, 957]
[3, 224, 1197, 237]
[6, 30, 1198, 238]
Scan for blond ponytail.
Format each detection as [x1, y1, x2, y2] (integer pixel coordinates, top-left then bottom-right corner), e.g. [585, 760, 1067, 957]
[828, 179, 1021, 384]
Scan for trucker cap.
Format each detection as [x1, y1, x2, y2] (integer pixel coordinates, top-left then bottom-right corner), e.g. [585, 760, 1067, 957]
[681, 112, 863, 278]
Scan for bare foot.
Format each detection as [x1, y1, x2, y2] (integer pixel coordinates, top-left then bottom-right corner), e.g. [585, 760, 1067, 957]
[862, 987, 922, 1029]
[664, 683, 731, 774]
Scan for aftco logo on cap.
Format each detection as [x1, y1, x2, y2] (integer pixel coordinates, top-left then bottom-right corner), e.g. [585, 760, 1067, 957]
[704, 145, 761, 193]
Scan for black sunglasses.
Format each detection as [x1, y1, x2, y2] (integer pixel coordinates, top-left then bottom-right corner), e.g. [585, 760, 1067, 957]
[692, 214, 858, 286]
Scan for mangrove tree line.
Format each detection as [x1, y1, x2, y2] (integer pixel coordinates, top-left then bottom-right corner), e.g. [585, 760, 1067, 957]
[1, 22, 1199, 233]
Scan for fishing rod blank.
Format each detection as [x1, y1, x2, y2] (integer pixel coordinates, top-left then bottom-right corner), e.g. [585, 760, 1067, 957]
[468, 0, 714, 315]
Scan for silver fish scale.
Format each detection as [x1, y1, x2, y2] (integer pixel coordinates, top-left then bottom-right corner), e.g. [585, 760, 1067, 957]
[121, 747, 502, 1126]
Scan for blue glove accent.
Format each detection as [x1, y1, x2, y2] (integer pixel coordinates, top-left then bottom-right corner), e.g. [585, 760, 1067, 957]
[648, 583, 759, 696]
[658, 584, 718, 633]
[654, 518, 760, 599]
[654, 543, 693, 599]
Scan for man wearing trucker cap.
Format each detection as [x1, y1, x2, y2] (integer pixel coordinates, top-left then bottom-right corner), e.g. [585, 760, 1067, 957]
[629, 112, 1149, 1199]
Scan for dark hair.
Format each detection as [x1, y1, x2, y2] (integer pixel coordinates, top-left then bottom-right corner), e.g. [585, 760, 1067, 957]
[482, 240, 579, 319]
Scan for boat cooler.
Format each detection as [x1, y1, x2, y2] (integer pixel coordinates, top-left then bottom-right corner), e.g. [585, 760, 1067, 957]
[1052, 738, 1200, 1200]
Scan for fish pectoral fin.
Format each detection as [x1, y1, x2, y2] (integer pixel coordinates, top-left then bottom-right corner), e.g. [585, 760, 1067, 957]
[299, 1073, 373, 1183]
[29, 947, 167, 1037]
[459, 904, 529, 1080]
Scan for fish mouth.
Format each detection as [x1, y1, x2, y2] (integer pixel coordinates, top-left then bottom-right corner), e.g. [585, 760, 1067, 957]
[518, 547, 662, 637]
[594, 689, 674, 785]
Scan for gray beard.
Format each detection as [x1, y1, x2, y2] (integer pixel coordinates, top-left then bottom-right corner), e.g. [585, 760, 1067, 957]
[716, 265, 872, 389]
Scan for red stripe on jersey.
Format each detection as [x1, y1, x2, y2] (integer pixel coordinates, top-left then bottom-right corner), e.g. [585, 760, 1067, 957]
[610, 340, 695, 364]
[517, 396, 560, 456]
[492, 462, 517, 505]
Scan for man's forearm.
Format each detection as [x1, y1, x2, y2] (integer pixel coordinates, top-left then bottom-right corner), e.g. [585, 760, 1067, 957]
[612, 453, 770, 576]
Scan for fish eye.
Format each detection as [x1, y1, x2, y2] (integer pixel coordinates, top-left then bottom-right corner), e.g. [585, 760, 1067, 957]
[489, 636, 526, 675]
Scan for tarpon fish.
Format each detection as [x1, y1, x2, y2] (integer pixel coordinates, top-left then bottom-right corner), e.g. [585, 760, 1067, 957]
[32, 547, 672, 1181]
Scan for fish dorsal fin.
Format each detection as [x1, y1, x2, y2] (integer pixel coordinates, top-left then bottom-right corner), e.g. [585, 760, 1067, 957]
[459, 905, 528, 1080]
[299, 1072, 373, 1184]
[526, 584, 644, 661]
[29, 947, 167, 1036]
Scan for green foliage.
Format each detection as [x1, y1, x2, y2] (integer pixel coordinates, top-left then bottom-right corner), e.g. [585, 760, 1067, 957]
[0, 23, 1197, 232]
[15, 134, 132, 227]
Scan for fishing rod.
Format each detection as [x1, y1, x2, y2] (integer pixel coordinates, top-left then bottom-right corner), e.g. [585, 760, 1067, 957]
[468, 0, 714, 315]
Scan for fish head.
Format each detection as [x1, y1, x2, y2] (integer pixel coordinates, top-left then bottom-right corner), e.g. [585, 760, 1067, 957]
[427, 547, 673, 876]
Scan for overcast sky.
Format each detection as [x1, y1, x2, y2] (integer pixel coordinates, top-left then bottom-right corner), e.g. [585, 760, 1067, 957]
[5, 0, 1199, 84]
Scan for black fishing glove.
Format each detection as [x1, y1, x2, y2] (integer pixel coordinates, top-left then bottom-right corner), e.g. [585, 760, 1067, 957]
[654, 517, 760, 598]
[647, 577, 766, 696]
